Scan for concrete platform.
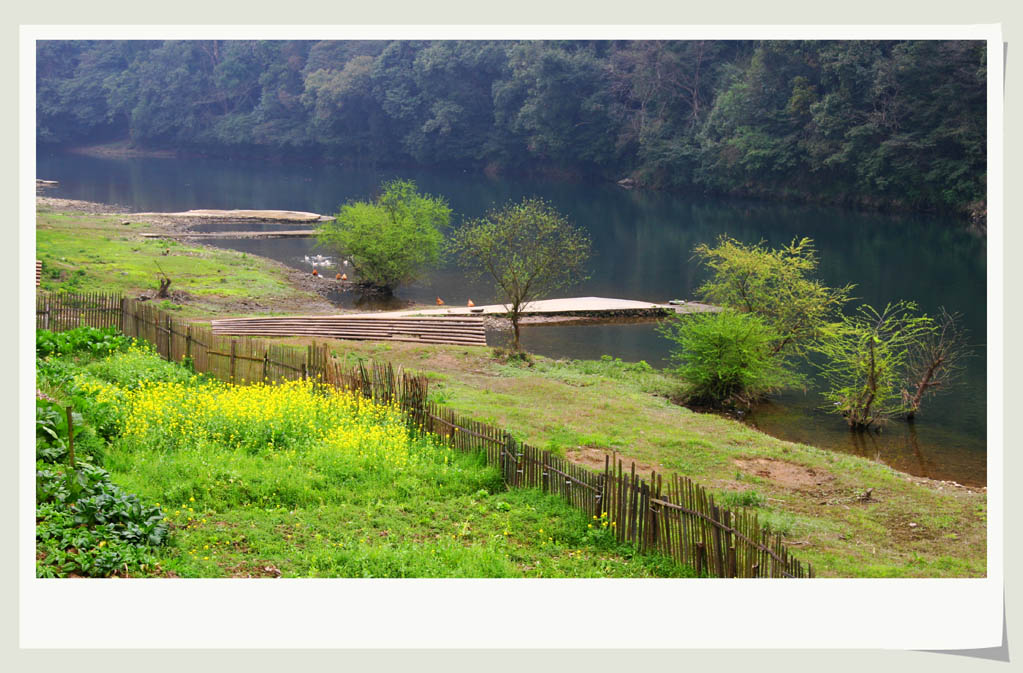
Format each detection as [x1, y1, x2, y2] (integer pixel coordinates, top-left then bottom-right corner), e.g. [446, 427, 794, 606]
[133, 209, 331, 223]
[371, 296, 718, 318]
[142, 230, 316, 239]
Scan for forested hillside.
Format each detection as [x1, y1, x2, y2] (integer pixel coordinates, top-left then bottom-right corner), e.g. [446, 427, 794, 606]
[37, 40, 986, 216]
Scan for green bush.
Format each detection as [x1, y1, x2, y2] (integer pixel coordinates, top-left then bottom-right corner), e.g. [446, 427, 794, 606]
[658, 310, 798, 407]
[317, 179, 451, 291]
[36, 399, 105, 464]
[35, 408, 168, 577]
[36, 326, 132, 359]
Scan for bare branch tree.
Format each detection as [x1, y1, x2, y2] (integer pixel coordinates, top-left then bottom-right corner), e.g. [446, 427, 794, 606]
[902, 308, 972, 420]
[154, 261, 173, 298]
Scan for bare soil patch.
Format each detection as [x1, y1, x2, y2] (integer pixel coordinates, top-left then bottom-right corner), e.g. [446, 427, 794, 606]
[564, 446, 663, 479]
[734, 457, 835, 491]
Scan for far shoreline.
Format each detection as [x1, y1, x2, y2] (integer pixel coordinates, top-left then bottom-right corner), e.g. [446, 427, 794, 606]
[40, 140, 983, 226]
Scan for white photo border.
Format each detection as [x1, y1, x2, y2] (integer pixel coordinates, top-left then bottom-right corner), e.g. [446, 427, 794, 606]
[19, 23, 1004, 650]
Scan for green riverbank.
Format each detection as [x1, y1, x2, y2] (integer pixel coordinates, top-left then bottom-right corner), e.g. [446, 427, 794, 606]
[35, 201, 987, 577]
[36, 198, 335, 317]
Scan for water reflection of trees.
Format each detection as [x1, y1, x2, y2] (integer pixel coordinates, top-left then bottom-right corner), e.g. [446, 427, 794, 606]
[847, 422, 933, 480]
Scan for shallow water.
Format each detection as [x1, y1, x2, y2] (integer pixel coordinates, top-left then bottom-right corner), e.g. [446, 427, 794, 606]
[37, 151, 988, 485]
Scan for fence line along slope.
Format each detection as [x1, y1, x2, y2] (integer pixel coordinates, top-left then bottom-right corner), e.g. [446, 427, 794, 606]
[36, 291, 815, 577]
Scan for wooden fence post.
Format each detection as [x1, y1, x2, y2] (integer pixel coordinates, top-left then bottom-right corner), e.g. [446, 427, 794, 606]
[541, 450, 550, 493]
[185, 325, 192, 360]
[230, 340, 237, 383]
[165, 315, 172, 360]
[64, 406, 76, 471]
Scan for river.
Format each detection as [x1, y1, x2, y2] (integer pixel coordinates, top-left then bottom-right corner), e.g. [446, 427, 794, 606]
[36, 150, 988, 485]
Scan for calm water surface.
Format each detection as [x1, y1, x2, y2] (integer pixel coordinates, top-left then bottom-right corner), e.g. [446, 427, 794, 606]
[37, 151, 988, 485]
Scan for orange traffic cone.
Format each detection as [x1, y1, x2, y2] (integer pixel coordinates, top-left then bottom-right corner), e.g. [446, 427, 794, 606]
[312, 269, 318, 276]
[467, 299, 475, 307]
[436, 297, 445, 305]
[341, 273, 348, 281]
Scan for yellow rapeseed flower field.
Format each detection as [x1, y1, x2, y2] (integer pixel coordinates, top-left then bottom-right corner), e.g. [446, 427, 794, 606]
[79, 375, 427, 469]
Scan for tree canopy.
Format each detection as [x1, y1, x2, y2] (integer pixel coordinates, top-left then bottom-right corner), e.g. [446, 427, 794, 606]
[316, 179, 450, 291]
[657, 310, 799, 407]
[448, 198, 591, 351]
[693, 236, 854, 359]
[37, 39, 987, 216]
[812, 302, 934, 430]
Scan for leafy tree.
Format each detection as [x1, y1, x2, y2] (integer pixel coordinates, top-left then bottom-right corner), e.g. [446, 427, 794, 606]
[813, 301, 932, 431]
[448, 198, 591, 351]
[693, 235, 853, 359]
[658, 310, 798, 407]
[317, 180, 451, 292]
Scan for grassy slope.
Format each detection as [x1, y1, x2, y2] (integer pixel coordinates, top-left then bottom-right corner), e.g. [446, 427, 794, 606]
[112, 450, 689, 579]
[48, 350, 687, 578]
[36, 204, 987, 578]
[35, 205, 326, 316]
[299, 340, 987, 578]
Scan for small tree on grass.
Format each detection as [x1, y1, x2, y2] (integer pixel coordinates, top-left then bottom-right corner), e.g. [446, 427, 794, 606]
[449, 198, 591, 352]
[813, 301, 933, 431]
[317, 179, 451, 292]
[694, 236, 854, 359]
[657, 310, 799, 408]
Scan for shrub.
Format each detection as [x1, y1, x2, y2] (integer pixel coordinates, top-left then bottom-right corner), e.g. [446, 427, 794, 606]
[35, 462, 168, 577]
[317, 179, 451, 291]
[812, 301, 933, 430]
[35, 399, 105, 464]
[36, 326, 132, 359]
[658, 310, 798, 407]
[35, 402, 167, 577]
[693, 236, 853, 360]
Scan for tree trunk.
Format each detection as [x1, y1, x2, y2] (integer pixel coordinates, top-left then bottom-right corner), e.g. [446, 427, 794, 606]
[858, 337, 877, 429]
[511, 311, 522, 351]
[907, 356, 943, 419]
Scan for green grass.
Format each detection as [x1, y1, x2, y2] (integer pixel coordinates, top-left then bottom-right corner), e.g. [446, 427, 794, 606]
[34, 204, 986, 578]
[36, 207, 324, 316]
[38, 347, 691, 578]
[289, 339, 987, 578]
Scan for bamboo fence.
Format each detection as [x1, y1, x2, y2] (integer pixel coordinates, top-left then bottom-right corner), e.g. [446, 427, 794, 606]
[36, 291, 814, 577]
[36, 291, 123, 332]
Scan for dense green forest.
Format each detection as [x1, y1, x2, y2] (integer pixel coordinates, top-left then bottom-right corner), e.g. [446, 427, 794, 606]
[37, 39, 986, 216]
